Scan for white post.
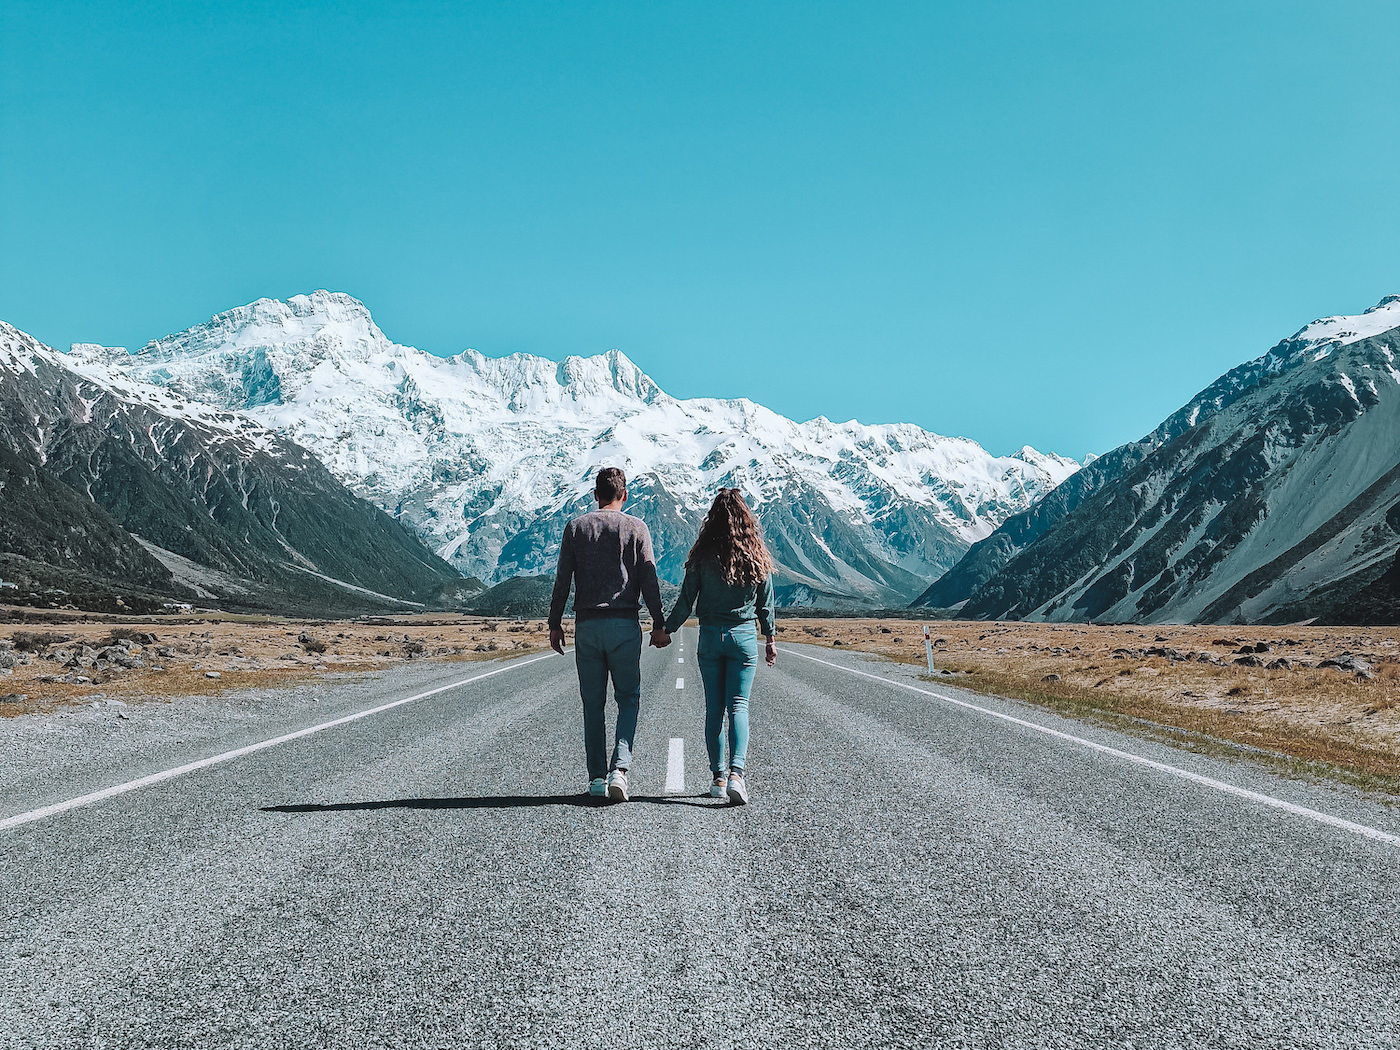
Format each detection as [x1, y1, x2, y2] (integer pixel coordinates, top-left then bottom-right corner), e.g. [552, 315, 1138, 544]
[924, 624, 935, 673]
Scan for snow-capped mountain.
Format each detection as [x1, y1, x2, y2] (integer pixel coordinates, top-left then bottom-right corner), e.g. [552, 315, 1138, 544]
[0, 317, 461, 614]
[921, 295, 1400, 623]
[110, 291, 1080, 605]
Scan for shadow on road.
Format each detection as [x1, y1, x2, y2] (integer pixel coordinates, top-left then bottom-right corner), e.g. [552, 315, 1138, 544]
[262, 793, 731, 813]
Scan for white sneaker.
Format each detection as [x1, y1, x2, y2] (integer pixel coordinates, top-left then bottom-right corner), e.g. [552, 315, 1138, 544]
[606, 768, 629, 802]
[726, 771, 749, 805]
[709, 772, 727, 798]
[588, 777, 607, 798]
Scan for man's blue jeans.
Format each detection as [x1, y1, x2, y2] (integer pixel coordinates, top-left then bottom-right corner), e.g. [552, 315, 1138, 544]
[697, 623, 758, 774]
[573, 618, 643, 780]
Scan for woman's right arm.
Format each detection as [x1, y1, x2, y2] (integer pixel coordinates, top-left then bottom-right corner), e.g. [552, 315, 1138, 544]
[664, 566, 700, 635]
[757, 573, 777, 666]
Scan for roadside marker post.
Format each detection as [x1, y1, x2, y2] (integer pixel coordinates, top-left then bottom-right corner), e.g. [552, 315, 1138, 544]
[924, 625, 935, 673]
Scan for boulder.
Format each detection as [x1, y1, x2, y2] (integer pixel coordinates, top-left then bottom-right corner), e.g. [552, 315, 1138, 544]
[1318, 655, 1375, 679]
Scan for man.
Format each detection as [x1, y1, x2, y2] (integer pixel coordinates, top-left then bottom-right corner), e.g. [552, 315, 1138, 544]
[549, 467, 669, 802]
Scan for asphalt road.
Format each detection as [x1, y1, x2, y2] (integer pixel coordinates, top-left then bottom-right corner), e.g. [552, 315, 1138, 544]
[4, 630, 1400, 1049]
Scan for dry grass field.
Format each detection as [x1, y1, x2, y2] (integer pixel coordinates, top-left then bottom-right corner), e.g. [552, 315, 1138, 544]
[0, 614, 554, 714]
[5, 610, 1399, 792]
[777, 618, 1400, 792]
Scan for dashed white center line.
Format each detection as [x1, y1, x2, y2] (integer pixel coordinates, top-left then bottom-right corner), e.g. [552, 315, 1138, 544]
[665, 738, 685, 793]
[675, 677, 685, 689]
[677, 657, 684, 663]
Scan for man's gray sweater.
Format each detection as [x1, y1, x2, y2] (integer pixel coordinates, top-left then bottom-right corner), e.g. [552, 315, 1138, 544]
[548, 509, 665, 630]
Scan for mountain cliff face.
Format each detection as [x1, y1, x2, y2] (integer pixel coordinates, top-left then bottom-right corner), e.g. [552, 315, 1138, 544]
[919, 296, 1400, 624]
[0, 320, 463, 614]
[115, 291, 1079, 605]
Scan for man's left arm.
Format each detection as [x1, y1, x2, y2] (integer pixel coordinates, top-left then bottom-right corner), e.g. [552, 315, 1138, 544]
[635, 524, 668, 645]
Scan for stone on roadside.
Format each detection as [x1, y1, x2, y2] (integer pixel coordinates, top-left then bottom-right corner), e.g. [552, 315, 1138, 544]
[205, 671, 222, 680]
[0, 694, 26, 704]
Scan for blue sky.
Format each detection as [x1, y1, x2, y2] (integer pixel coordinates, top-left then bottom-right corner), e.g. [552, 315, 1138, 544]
[2, 1, 1397, 459]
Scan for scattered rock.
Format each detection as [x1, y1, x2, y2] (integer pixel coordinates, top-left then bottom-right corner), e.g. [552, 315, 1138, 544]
[832, 639, 844, 646]
[204, 671, 222, 680]
[1266, 657, 1293, 670]
[1253, 642, 1272, 654]
[1041, 673, 1061, 682]
[1233, 655, 1264, 667]
[1318, 655, 1374, 679]
[0, 694, 26, 704]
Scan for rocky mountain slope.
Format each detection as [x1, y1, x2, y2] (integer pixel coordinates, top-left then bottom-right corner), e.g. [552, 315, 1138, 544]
[0, 320, 464, 614]
[111, 291, 1078, 605]
[918, 296, 1400, 623]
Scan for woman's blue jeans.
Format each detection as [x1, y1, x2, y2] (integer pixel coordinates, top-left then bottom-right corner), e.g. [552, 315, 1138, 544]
[696, 623, 758, 773]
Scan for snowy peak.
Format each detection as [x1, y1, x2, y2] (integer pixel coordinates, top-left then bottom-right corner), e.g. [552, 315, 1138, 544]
[1287, 294, 1400, 350]
[95, 291, 1082, 604]
[453, 346, 668, 413]
[137, 290, 391, 369]
[556, 348, 665, 405]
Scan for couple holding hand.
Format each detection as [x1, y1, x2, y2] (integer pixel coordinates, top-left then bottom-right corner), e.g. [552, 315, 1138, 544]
[548, 467, 776, 805]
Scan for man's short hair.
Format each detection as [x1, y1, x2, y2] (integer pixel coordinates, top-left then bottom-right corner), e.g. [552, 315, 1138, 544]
[595, 467, 627, 504]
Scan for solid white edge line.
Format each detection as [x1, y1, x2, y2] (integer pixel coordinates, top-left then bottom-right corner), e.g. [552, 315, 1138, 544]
[0, 649, 566, 834]
[783, 647, 1400, 849]
[665, 737, 685, 794]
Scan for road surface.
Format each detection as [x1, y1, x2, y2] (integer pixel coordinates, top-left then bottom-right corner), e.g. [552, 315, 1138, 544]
[3, 630, 1399, 1048]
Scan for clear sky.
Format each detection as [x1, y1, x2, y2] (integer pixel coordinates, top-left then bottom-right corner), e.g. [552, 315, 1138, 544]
[2, 1, 1397, 459]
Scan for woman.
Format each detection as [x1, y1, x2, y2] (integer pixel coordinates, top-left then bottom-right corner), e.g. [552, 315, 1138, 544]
[663, 488, 777, 805]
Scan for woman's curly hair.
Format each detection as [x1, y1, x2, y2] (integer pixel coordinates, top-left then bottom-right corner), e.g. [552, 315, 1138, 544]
[685, 488, 775, 586]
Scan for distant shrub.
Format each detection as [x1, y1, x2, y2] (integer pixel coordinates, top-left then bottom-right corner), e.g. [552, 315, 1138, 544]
[298, 632, 328, 654]
[10, 631, 71, 652]
[100, 628, 156, 647]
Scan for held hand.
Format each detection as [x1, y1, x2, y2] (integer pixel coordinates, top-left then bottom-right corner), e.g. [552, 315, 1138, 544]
[650, 628, 671, 649]
[765, 636, 777, 667]
[549, 627, 566, 655]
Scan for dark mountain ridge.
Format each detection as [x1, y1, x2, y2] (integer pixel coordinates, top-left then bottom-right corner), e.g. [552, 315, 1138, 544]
[0, 320, 464, 614]
[916, 296, 1400, 624]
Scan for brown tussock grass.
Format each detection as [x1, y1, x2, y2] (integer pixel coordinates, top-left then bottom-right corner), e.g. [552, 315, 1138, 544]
[776, 618, 1400, 794]
[0, 616, 555, 715]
